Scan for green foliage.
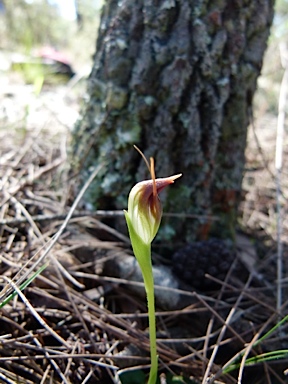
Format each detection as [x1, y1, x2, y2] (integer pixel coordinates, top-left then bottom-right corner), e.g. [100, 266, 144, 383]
[165, 373, 197, 383]
[253, 0, 288, 115]
[222, 314, 288, 376]
[0, 264, 47, 308]
[0, 0, 102, 71]
[1, 0, 71, 50]
[66, 0, 104, 67]
[119, 370, 147, 384]
[224, 350, 288, 374]
[275, 0, 288, 38]
[119, 371, 197, 384]
[12, 60, 44, 85]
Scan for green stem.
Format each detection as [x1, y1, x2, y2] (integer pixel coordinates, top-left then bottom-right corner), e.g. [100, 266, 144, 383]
[124, 212, 158, 383]
[141, 258, 158, 384]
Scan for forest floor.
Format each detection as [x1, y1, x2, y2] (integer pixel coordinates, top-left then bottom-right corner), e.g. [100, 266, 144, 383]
[0, 53, 288, 384]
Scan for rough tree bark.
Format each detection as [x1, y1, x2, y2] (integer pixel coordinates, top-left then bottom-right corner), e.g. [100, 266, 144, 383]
[72, 0, 274, 244]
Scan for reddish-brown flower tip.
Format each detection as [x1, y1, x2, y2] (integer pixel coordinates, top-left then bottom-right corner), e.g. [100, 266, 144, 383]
[125, 174, 182, 244]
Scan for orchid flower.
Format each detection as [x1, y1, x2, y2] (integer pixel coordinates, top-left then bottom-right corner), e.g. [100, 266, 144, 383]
[125, 175, 181, 245]
[124, 146, 181, 384]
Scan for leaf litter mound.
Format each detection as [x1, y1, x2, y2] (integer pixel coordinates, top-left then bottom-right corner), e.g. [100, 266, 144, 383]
[0, 85, 288, 384]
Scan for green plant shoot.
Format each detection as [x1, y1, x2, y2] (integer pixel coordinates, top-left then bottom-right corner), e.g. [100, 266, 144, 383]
[124, 146, 182, 384]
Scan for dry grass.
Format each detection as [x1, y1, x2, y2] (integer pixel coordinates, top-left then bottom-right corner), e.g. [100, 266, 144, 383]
[0, 45, 288, 384]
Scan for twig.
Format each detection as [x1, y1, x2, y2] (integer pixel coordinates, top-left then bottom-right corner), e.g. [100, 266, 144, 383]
[2, 276, 70, 349]
[0, 164, 104, 302]
[0, 210, 219, 226]
[0, 157, 65, 208]
[202, 274, 253, 383]
[202, 258, 239, 379]
[210, 304, 288, 384]
[31, 332, 69, 384]
[237, 327, 261, 384]
[50, 256, 98, 350]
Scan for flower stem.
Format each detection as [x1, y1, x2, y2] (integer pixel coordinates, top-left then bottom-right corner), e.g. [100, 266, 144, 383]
[124, 213, 158, 383]
[142, 258, 158, 384]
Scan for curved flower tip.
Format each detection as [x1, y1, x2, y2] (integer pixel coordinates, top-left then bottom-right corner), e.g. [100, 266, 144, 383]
[125, 173, 182, 245]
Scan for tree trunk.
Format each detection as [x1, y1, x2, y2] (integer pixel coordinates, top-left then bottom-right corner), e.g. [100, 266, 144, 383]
[72, 0, 274, 244]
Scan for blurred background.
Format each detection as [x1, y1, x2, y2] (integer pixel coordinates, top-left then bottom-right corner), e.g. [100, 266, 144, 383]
[0, 0, 104, 146]
[0, 0, 103, 70]
[0, 0, 286, 132]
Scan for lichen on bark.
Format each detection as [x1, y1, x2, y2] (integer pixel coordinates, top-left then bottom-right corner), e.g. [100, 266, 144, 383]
[71, 0, 274, 244]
